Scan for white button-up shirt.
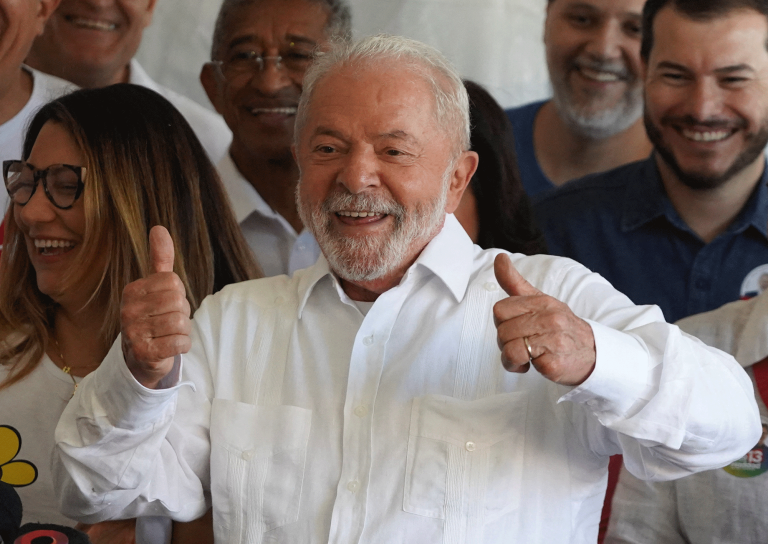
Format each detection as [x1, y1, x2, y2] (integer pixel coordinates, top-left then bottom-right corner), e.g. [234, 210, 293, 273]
[55, 215, 760, 544]
[128, 59, 232, 165]
[217, 153, 320, 277]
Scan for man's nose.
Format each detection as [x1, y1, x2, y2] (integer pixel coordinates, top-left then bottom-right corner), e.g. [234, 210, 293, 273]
[584, 20, 625, 61]
[336, 147, 381, 194]
[249, 60, 296, 95]
[686, 79, 725, 122]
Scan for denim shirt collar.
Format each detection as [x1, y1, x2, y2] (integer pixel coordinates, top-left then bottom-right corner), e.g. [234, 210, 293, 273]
[621, 154, 768, 241]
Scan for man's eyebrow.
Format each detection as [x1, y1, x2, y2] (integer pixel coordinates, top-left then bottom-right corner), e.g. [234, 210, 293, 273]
[227, 34, 317, 50]
[714, 64, 756, 75]
[379, 130, 416, 142]
[655, 60, 756, 75]
[227, 35, 258, 50]
[654, 61, 691, 72]
[312, 127, 346, 140]
[285, 34, 318, 47]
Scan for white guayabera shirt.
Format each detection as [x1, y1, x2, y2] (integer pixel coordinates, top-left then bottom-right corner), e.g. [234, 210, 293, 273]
[54, 216, 760, 544]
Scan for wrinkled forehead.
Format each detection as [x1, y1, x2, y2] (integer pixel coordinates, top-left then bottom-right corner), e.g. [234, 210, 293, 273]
[220, 0, 331, 46]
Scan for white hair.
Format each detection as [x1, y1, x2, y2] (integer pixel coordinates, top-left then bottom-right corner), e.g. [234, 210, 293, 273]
[294, 34, 471, 154]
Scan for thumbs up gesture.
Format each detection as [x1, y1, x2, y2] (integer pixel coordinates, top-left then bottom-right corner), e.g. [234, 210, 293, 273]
[120, 226, 192, 389]
[493, 254, 596, 386]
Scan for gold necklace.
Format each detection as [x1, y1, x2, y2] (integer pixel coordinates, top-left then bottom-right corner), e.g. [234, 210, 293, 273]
[52, 335, 78, 399]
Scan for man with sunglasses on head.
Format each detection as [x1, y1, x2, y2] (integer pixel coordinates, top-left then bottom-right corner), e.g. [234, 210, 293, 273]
[200, 0, 351, 277]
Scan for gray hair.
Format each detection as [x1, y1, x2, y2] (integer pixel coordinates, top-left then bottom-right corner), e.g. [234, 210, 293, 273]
[210, 0, 352, 60]
[294, 34, 471, 154]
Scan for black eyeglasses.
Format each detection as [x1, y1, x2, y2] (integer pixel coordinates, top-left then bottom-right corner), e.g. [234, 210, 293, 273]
[3, 160, 86, 210]
[213, 42, 317, 79]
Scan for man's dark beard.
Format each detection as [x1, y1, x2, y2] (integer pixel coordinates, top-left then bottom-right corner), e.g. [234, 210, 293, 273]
[644, 111, 768, 190]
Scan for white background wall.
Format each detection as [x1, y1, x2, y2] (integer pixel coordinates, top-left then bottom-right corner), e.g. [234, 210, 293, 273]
[135, 0, 551, 112]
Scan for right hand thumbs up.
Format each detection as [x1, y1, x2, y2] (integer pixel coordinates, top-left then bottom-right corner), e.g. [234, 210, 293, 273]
[150, 224, 175, 274]
[120, 226, 192, 389]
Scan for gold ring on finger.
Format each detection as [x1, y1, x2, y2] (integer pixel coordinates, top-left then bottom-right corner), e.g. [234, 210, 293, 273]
[523, 336, 533, 364]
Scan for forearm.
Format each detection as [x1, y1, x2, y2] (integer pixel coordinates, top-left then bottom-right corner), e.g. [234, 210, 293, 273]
[53, 338, 209, 522]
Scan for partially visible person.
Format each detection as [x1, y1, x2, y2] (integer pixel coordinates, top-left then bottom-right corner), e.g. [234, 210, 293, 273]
[0, 84, 259, 542]
[454, 80, 547, 255]
[200, 0, 351, 276]
[535, 0, 768, 324]
[606, 289, 768, 543]
[506, 0, 652, 197]
[53, 35, 759, 544]
[0, 0, 73, 216]
[25, 0, 232, 164]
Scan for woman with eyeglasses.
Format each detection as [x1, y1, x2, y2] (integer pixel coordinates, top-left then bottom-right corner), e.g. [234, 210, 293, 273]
[0, 84, 260, 543]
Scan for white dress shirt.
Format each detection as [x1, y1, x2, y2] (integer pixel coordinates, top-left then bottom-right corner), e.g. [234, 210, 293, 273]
[129, 59, 231, 165]
[54, 215, 760, 544]
[217, 153, 320, 277]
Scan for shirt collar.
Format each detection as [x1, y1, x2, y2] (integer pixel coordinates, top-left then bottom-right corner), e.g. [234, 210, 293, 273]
[621, 154, 768, 240]
[127, 59, 157, 91]
[295, 214, 475, 317]
[216, 153, 287, 225]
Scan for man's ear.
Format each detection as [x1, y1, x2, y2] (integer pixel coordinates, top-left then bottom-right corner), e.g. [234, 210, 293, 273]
[142, 0, 159, 28]
[35, 0, 62, 35]
[200, 63, 225, 115]
[445, 150, 479, 214]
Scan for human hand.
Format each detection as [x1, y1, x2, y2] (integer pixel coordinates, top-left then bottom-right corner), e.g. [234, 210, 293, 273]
[120, 225, 191, 389]
[493, 254, 596, 386]
[76, 519, 136, 544]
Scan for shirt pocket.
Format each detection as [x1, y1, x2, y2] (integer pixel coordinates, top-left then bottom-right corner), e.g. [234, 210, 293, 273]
[209, 399, 312, 543]
[403, 392, 528, 525]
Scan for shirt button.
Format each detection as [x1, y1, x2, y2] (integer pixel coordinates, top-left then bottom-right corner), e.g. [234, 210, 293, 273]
[242, 449, 255, 461]
[484, 282, 498, 292]
[465, 441, 476, 452]
[347, 480, 360, 493]
[354, 405, 368, 418]
[363, 335, 374, 346]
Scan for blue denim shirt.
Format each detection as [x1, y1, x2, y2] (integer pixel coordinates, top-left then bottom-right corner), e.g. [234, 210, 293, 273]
[534, 155, 768, 323]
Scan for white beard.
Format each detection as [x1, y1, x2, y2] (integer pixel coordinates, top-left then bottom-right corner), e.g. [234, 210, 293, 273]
[298, 170, 450, 282]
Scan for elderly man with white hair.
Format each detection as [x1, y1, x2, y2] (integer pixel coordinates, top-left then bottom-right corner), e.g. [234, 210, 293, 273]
[54, 35, 759, 544]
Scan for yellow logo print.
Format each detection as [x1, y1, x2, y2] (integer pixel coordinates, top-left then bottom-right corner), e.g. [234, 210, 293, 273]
[0, 425, 38, 487]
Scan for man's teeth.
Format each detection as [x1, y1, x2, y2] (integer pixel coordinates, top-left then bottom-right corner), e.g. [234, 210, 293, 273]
[580, 67, 620, 82]
[682, 129, 730, 142]
[35, 239, 74, 249]
[250, 107, 298, 115]
[68, 17, 116, 31]
[338, 211, 377, 218]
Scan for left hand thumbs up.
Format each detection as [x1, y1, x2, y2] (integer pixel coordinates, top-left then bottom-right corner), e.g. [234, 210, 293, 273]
[494, 254, 543, 297]
[492, 254, 596, 386]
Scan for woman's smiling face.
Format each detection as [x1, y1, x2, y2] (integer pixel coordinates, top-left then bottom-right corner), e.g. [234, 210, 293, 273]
[13, 121, 100, 307]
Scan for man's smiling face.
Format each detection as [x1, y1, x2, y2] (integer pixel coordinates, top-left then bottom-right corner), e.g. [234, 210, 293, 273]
[28, 0, 156, 85]
[544, 0, 646, 139]
[295, 60, 473, 285]
[204, 0, 331, 161]
[643, 6, 768, 190]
